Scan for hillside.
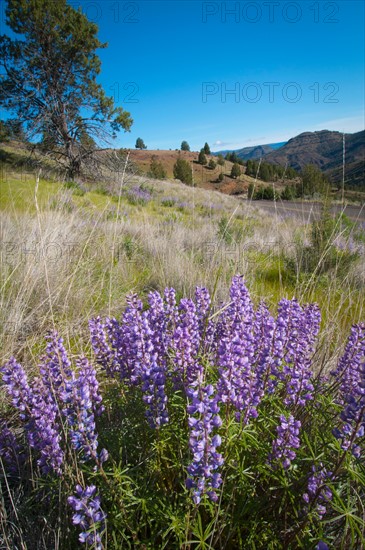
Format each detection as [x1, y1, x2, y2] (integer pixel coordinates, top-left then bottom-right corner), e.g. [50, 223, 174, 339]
[263, 130, 365, 188]
[126, 149, 260, 195]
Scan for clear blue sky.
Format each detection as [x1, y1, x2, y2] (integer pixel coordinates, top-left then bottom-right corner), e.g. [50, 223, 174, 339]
[1, 0, 364, 151]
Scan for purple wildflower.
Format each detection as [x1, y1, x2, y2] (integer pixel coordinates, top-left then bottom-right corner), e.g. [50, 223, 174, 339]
[332, 323, 365, 458]
[89, 316, 117, 377]
[186, 376, 223, 504]
[331, 323, 365, 398]
[0, 421, 24, 475]
[61, 357, 107, 464]
[39, 331, 72, 395]
[68, 484, 106, 549]
[270, 299, 320, 407]
[139, 311, 169, 428]
[172, 298, 201, 387]
[302, 463, 333, 518]
[1, 358, 64, 475]
[216, 276, 257, 422]
[269, 414, 301, 470]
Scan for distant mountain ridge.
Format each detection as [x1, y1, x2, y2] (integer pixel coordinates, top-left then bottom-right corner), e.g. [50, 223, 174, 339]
[263, 130, 364, 187]
[216, 131, 364, 187]
[214, 142, 286, 160]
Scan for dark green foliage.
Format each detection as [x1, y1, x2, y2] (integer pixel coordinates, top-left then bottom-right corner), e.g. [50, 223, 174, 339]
[0, 0, 132, 178]
[208, 159, 216, 170]
[0, 118, 25, 142]
[230, 162, 241, 179]
[247, 182, 255, 199]
[181, 140, 190, 151]
[198, 149, 207, 165]
[148, 155, 166, 179]
[281, 184, 297, 200]
[135, 137, 147, 149]
[246, 160, 298, 182]
[217, 154, 225, 166]
[252, 185, 278, 200]
[218, 172, 224, 182]
[203, 142, 210, 154]
[225, 151, 238, 163]
[173, 157, 193, 185]
[298, 165, 330, 197]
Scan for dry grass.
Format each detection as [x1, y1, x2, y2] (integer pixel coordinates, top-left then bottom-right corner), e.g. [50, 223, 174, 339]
[1, 162, 364, 369]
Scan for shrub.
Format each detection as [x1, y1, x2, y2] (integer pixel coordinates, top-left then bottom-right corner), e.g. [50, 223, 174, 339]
[173, 157, 193, 185]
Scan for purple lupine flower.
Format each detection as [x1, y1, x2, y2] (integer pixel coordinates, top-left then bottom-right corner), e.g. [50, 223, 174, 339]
[147, 291, 169, 358]
[1, 358, 64, 475]
[118, 293, 145, 385]
[216, 276, 257, 422]
[302, 463, 333, 518]
[269, 414, 301, 470]
[270, 299, 319, 407]
[61, 357, 107, 464]
[195, 287, 211, 337]
[332, 323, 365, 458]
[139, 311, 169, 428]
[315, 543, 329, 550]
[0, 421, 24, 475]
[195, 286, 218, 356]
[68, 484, 106, 550]
[331, 323, 365, 398]
[251, 301, 276, 399]
[1, 358, 32, 418]
[172, 298, 202, 387]
[26, 377, 64, 475]
[89, 316, 117, 377]
[186, 377, 223, 504]
[39, 331, 72, 395]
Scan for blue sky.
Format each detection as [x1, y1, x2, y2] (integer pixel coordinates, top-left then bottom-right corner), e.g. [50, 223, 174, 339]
[1, 0, 364, 151]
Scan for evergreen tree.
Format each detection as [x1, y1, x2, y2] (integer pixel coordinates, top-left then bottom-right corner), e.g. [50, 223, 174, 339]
[217, 154, 225, 167]
[230, 163, 241, 179]
[173, 157, 193, 185]
[198, 149, 207, 165]
[0, 0, 132, 178]
[208, 159, 216, 170]
[181, 140, 190, 151]
[259, 163, 271, 182]
[148, 155, 166, 179]
[135, 137, 147, 149]
[203, 142, 210, 155]
[218, 172, 224, 182]
[281, 184, 296, 200]
[300, 165, 329, 197]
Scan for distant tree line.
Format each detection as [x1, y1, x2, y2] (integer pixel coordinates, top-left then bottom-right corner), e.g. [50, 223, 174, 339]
[248, 164, 330, 200]
[245, 160, 297, 181]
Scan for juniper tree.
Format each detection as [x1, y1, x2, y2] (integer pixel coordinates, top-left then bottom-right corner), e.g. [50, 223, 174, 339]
[230, 163, 241, 179]
[198, 150, 207, 165]
[135, 137, 147, 150]
[0, 0, 133, 178]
